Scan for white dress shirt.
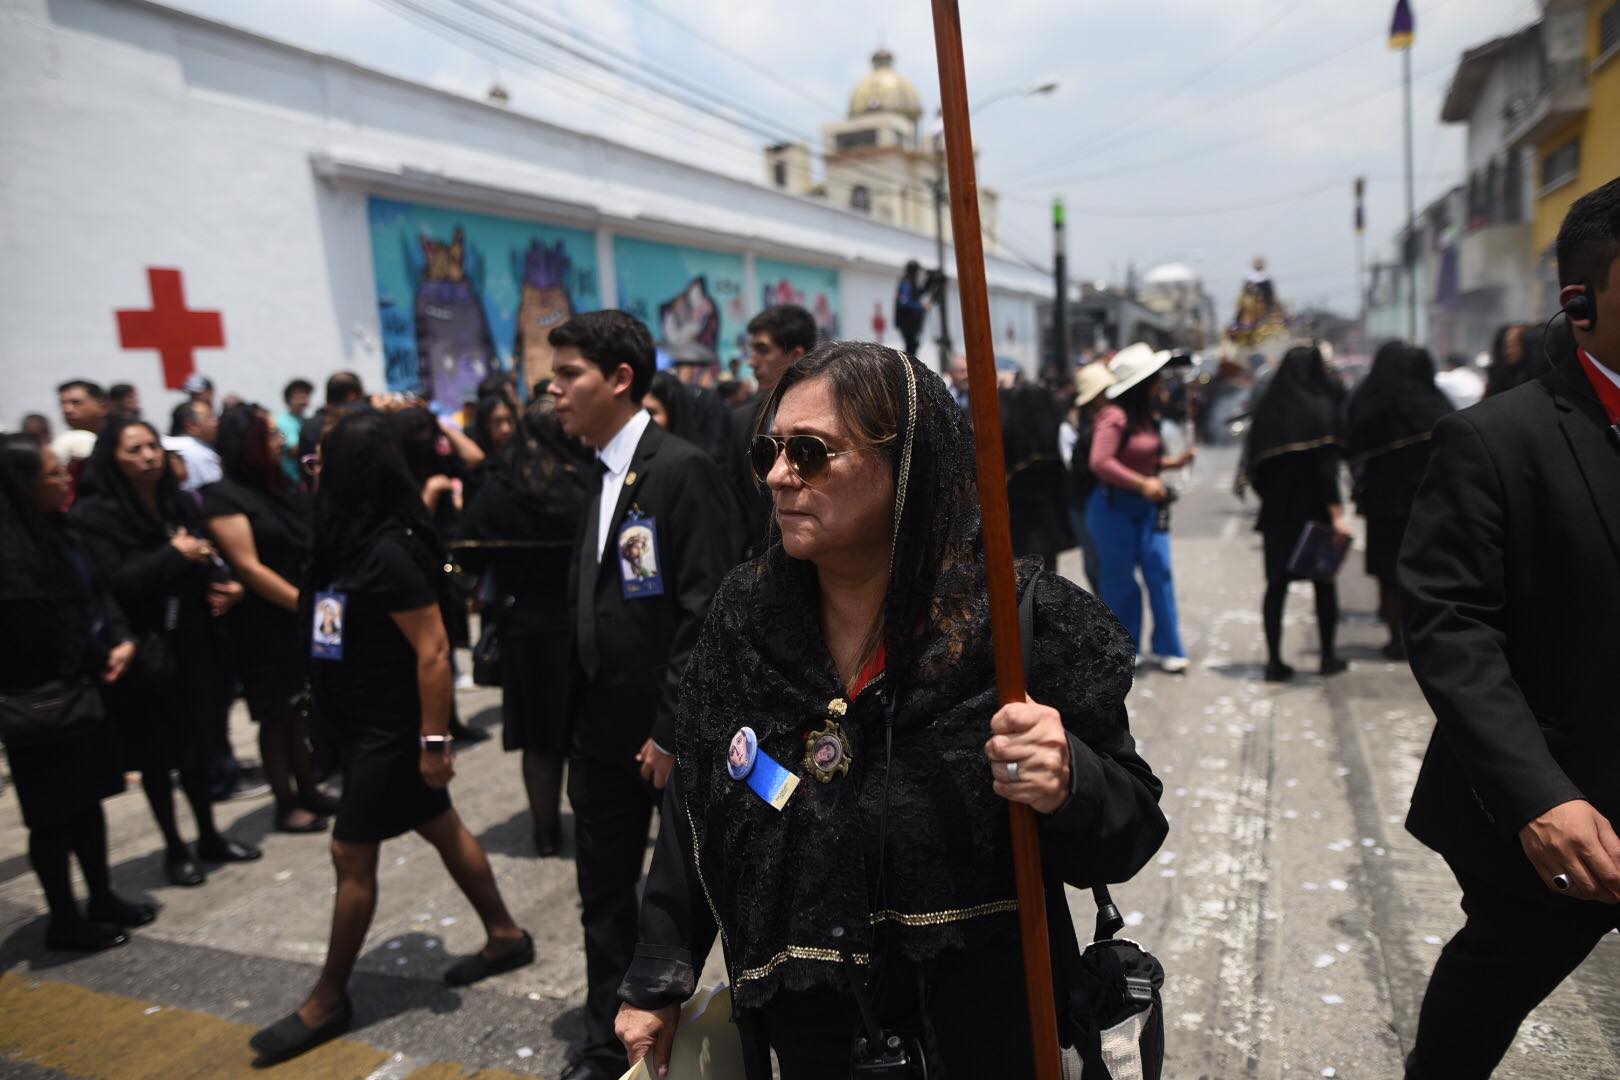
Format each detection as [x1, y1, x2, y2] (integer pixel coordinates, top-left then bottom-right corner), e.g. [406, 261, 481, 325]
[162, 435, 222, 492]
[595, 408, 652, 562]
[1582, 348, 1620, 395]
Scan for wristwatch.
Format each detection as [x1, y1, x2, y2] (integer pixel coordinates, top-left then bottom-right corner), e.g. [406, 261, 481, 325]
[420, 734, 452, 753]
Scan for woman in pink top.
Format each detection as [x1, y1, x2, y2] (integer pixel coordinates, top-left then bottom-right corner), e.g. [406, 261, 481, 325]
[1086, 346, 1196, 670]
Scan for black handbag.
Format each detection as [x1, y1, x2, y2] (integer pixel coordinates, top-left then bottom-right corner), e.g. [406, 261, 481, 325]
[0, 678, 105, 748]
[471, 620, 502, 687]
[1020, 573, 1166, 1080]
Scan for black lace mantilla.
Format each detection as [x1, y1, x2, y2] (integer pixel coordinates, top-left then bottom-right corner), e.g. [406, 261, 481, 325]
[669, 353, 1150, 1010]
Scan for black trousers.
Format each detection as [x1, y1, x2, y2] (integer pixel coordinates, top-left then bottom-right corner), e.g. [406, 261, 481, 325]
[1406, 867, 1620, 1078]
[568, 753, 659, 1073]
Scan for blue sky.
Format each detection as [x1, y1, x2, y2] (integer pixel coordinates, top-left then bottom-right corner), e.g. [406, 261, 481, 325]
[164, 0, 1535, 319]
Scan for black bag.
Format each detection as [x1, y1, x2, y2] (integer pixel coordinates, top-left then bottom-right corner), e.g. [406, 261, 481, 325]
[1020, 573, 1165, 1079]
[0, 678, 105, 748]
[472, 620, 502, 687]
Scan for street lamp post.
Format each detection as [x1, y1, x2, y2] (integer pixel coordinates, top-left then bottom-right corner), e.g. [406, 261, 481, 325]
[932, 79, 1058, 372]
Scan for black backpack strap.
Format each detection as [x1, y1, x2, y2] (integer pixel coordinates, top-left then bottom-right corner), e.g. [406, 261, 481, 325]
[1018, 570, 1126, 945]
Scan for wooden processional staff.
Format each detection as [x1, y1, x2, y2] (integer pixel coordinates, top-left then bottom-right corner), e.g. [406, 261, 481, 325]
[928, 2, 1063, 1077]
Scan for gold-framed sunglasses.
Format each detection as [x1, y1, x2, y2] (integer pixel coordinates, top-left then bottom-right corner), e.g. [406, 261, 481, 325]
[749, 433, 893, 486]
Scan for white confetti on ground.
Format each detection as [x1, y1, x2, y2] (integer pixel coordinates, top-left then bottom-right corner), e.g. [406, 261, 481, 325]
[1313, 953, 1336, 969]
[1424, 934, 1444, 945]
[143, 1006, 162, 1016]
[517, 1048, 535, 1059]
[1321, 994, 1344, 1005]
[1157, 851, 1177, 865]
[440, 916, 457, 927]
[273, 870, 292, 883]
[1124, 911, 1145, 927]
[1328, 880, 1349, 892]
[1335, 943, 1351, 954]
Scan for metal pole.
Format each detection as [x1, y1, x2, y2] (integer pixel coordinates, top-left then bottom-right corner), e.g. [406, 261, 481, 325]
[1052, 197, 1069, 381]
[1403, 46, 1417, 343]
[935, 141, 953, 372]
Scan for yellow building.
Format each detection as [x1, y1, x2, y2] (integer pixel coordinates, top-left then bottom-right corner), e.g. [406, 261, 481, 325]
[1529, 0, 1620, 307]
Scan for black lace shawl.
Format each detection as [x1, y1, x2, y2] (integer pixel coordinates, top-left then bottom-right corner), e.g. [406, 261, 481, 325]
[668, 352, 1164, 1009]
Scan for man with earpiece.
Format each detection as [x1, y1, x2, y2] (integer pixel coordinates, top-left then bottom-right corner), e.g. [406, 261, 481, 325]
[1398, 175, 1620, 1079]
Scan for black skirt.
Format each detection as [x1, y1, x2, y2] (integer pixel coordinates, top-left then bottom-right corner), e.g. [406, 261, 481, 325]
[1364, 515, 1410, 582]
[498, 620, 573, 755]
[329, 695, 451, 843]
[6, 716, 125, 831]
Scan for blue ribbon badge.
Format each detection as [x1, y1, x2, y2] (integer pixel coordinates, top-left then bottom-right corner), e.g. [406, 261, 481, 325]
[727, 726, 798, 811]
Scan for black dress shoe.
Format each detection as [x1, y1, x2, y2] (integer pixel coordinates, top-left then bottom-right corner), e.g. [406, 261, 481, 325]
[1319, 656, 1349, 677]
[443, 930, 535, 987]
[45, 918, 129, 952]
[86, 893, 158, 927]
[300, 789, 342, 816]
[164, 853, 206, 887]
[195, 836, 262, 863]
[1263, 661, 1295, 683]
[449, 722, 490, 745]
[275, 810, 330, 834]
[249, 999, 353, 1063]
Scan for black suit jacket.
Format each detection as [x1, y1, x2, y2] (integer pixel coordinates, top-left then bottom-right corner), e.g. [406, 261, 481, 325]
[569, 420, 738, 765]
[731, 396, 774, 560]
[1400, 348, 1620, 898]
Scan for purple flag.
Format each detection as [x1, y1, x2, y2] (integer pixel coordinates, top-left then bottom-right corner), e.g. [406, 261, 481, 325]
[1389, 0, 1415, 50]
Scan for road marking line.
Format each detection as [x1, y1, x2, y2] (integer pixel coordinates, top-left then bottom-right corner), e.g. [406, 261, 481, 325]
[0, 973, 536, 1079]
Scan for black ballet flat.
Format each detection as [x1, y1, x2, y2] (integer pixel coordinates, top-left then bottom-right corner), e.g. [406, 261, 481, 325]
[1263, 661, 1296, 683]
[532, 824, 561, 858]
[300, 789, 342, 816]
[164, 853, 206, 887]
[249, 999, 353, 1063]
[449, 723, 490, 745]
[275, 811, 330, 835]
[86, 893, 158, 927]
[195, 836, 262, 863]
[443, 930, 535, 987]
[45, 918, 129, 952]
[1319, 656, 1349, 677]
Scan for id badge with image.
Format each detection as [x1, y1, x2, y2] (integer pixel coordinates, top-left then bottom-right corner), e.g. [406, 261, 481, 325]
[616, 514, 665, 600]
[310, 590, 347, 661]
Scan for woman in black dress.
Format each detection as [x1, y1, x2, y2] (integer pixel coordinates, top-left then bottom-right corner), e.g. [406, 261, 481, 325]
[615, 343, 1166, 1078]
[460, 401, 591, 855]
[250, 410, 532, 1064]
[1244, 345, 1350, 683]
[1001, 381, 1076, 571]
[1, 435, 151, 951]
[70, 419, 261, 886]
[204, 404, 330, 832]
[1346, 343, 1453, 660]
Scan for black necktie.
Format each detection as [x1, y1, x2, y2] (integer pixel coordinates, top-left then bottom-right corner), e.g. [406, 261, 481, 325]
[576, 459, 609, 680]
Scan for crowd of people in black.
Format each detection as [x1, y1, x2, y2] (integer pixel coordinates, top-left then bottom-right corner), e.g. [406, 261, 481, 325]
[3, 177, 1617, 1080]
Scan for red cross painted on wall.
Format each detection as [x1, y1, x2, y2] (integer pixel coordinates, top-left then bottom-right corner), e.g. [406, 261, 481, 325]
[116, 268, 225, 389]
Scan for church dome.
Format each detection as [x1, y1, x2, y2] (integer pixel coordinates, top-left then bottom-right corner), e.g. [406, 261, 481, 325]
[849, 48, 923, 121]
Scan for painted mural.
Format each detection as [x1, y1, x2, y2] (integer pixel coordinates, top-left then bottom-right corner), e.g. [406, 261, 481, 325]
[367, 197, 600, 402]
[612, 237, 747, 360]
[756, 258, 840, 339]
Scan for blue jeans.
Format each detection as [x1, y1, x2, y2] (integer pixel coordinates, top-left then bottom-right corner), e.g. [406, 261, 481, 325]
[1086, 486, 1185, 658]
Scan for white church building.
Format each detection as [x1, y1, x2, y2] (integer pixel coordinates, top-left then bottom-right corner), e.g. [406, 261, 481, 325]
[1, 0, 1049, 425]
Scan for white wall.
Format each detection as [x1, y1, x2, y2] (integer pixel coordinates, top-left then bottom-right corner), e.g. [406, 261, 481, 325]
[1, 0, 1050, 428]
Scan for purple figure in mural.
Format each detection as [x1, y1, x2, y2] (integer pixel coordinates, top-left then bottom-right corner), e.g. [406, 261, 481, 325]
[414, 226, 495, 408]
[513, 240, 575, 395]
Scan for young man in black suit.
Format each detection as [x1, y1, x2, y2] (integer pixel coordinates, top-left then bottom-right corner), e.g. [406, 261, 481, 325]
[732, 304, 816, 559]
[1400, 177, 1620, 1078]
[547, 311, 737, 1080]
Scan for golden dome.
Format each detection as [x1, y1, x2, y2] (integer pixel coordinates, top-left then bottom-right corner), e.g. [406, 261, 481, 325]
[848, 48, 922, 121]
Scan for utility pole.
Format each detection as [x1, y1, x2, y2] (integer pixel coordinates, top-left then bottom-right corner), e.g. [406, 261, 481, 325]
[934, 136, 953, 372]
[1390, 0, 1417, 342]
[1052, 197, 1069, 382]
[1354, 176, 1367, 352]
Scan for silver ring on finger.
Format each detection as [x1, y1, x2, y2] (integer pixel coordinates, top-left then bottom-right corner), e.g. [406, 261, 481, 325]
[1005, 761, 1020, 783]
[1553, 872, 1572, 892]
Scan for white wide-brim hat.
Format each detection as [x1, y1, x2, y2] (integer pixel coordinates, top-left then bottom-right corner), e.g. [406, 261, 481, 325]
[1104, 343, 1171, 399]
[1074, 362, 1116, 407]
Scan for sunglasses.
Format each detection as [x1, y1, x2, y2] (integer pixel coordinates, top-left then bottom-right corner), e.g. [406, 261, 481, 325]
[749, 433, 892, 486]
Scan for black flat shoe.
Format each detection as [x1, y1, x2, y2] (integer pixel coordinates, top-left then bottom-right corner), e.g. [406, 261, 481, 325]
[300, 789, 342, 816]
[1320, 656, 1349, 677]
[249, 999, 353, 1063]
[275, 811, 330, 835]
[443, 930, 535, 987]
[1263, 661, 1295, 683]
[195, 836, 262, 863]
[86, 893, 158, 927]
[164, 853, 205, 887]
[449, 723, 490, 745]
[1380, 640, 1407, 661]
[532, 824, 561, 858]
[46, 918, 128, 952]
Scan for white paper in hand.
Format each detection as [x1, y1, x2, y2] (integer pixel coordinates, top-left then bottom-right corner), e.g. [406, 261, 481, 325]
[618, 983, 746, 1080]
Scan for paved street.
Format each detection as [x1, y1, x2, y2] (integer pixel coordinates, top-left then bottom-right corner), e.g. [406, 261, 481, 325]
[2, 444, 1617, 1079]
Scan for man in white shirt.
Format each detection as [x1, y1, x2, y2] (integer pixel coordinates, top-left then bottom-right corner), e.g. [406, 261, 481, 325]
[165, 399, 221, 492]
[547, 310, 738, 1080]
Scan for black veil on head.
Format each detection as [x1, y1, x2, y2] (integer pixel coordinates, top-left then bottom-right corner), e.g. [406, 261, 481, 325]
[0, 433, 68, 602]
[1347, 342, 1453, 457]
[76, 416, 186, 542]
[1245, 344, 1345, 468]
[759, 341, 987, 688]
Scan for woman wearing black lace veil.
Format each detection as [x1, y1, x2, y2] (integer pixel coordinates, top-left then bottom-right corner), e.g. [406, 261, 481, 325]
[615, 342, 1166, 1079]
[1245, 345, 1350, 682]
[1346, 343, 1453, 660]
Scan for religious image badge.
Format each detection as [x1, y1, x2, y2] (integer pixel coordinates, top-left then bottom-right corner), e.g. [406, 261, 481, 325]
[804, 717, 852, 783]
[726, 726, 759, 781]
